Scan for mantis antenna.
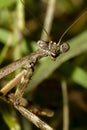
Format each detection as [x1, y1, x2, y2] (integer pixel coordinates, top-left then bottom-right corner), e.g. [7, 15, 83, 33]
[20, 0, 87, 45]
[58, 10, 87, 45]
[20, 0, 51, 41]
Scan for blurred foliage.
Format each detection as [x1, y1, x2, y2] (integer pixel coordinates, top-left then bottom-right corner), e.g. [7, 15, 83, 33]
[0, 0, 87, 130]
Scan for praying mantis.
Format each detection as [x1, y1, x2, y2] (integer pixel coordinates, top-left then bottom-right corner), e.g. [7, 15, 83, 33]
[0, 0, 87, 129]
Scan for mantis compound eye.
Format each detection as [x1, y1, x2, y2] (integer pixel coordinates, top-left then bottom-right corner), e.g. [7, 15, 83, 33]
[37, 40, 49, 51]
[59, 42, 70, 53]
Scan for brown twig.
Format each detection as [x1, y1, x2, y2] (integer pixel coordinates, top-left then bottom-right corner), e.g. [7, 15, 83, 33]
[41, 0, 56, 41]
[61, 79, 69, 130]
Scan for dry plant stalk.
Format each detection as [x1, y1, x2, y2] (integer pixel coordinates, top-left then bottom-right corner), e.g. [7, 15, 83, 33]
[61, 80, 69, 130]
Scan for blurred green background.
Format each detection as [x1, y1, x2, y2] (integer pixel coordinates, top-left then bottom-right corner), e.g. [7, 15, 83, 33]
[0, 0, 87, 130]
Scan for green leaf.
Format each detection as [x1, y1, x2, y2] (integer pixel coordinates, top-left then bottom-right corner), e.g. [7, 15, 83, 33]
[2, 111, 21, 130]
[0, 28, 12, 43]
[26, 31, 87, 91]
[72, 67, 87, 88]
[0, 0, 16, 8]
[0, 103, 21, 130]
[3, 112, 20, 130]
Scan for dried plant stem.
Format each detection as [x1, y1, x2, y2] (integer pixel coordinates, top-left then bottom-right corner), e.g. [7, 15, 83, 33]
[61, 80, 69, 130]
[41, 0, 56, 41]
[17, 0, 25, 31]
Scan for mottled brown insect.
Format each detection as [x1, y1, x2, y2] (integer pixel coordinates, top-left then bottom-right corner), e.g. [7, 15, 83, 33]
[0, 0, 86, 129]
